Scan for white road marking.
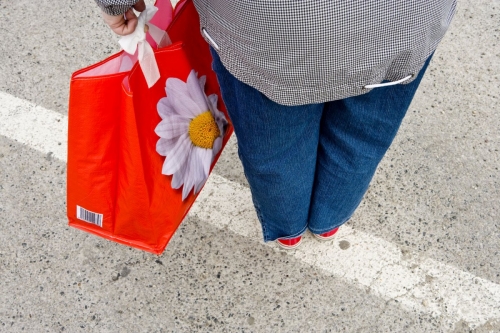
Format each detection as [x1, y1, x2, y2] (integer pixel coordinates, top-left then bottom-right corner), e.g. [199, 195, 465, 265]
[193, 176, 500, 329]
[1, 91, 499, 330]
[0, 92, 67, 161]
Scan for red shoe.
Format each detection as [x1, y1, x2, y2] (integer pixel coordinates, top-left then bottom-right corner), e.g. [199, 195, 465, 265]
[313, 227, 339, 241]
[276, 235, 303, 249]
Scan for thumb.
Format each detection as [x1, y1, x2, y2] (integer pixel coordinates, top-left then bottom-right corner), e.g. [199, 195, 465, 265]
[124, 8, 138, 22]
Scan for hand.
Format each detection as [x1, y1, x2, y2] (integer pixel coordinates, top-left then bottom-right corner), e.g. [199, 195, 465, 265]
[102, 0, 146, 36]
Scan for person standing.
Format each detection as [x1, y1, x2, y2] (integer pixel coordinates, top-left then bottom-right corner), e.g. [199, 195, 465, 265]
[94, 0, 457, 249]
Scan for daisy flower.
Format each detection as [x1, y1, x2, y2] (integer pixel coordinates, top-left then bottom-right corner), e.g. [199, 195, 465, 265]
[155, 70, 228, 200]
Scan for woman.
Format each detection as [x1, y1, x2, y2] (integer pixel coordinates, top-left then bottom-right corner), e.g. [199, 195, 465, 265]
[95, 0, 456, 249]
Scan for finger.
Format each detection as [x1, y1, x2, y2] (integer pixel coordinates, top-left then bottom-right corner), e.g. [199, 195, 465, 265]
[121, 19, 138, 35]
[124, 8, 137, 21]
[114, 9, 137, 35]
[133, 0, 146, 12]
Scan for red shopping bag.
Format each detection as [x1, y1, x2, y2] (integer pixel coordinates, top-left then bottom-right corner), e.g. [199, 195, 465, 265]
[67, 0, 232, 254]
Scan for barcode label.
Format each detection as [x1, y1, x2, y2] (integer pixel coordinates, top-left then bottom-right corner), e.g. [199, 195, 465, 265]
[76, 206, 103, 227]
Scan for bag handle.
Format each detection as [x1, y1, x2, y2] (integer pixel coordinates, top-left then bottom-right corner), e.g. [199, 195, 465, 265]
[119, 5, 171, 88]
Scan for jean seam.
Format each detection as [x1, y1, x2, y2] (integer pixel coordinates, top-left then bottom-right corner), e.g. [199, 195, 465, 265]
[255, 205, 270, 241]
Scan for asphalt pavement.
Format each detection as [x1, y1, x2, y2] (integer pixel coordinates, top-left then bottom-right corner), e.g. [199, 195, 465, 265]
[0, 0, 499, 332]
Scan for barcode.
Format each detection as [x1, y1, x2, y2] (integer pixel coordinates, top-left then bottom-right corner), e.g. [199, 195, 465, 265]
[76, 206, 103, 227]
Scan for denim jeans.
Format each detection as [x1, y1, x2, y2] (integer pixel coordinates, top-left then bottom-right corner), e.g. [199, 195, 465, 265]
[210, 48, 432, 242]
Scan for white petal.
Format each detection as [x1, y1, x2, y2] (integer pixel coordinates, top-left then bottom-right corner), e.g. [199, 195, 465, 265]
[191, 148, 205, 193]
[181, 152, 195, 200]
[190, 148, 206, 193]
[162, 158, 172, 177]
[171, 171, 183, 189]
[207, 93, 218, 111]
[157, 97, 177, 119]
[167, 78, 202, 118]
[194, 179, 205, 194]
[193, 146, 211, 179]
[166, 77, 189, 94]
[171, 167, 185, 189]
[194, 148, 211, 193]
[198, 75, 207, 91]
[162, 134, 192, 175]
[154, 116, 189, 140]
[171, 144, 191, 189]
[182, 182, 192, 201]
[156, 137, 177, 156]
[218, 119, 227, 139]
[202, 149, 212, 179]
[186, 71, 208, 112]
[194, 173, 207, 193]
[207, 94, 228, 130]
[212, 137, 222, 159]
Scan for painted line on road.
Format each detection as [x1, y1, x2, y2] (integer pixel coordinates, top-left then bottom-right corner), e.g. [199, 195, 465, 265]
[1, 91, 499, 330]
[0, 92, 67, 161]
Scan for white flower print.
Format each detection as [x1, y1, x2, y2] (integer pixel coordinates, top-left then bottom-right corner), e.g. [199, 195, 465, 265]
[155, 70, 227, 200]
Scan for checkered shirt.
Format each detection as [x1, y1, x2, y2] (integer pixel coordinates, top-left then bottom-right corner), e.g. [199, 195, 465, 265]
[96, 0, 456, 106]
[95, 0, 139, 16]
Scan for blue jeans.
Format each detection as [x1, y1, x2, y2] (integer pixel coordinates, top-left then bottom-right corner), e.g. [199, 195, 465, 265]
[210, 48, 432, 242]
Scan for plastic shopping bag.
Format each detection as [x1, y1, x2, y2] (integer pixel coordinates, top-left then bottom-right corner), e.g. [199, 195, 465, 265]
[67, 0, 232, 254]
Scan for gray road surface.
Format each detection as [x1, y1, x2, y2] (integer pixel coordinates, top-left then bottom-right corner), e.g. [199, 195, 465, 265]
[0, 0, 499, 332]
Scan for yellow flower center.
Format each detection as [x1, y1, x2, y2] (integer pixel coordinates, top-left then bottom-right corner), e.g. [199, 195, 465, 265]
[188, 111, 221, 149]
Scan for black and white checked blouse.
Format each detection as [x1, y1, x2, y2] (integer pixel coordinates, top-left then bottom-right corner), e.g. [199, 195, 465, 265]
[95, 0, 139, 16]
[97, 0, 457, 106]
